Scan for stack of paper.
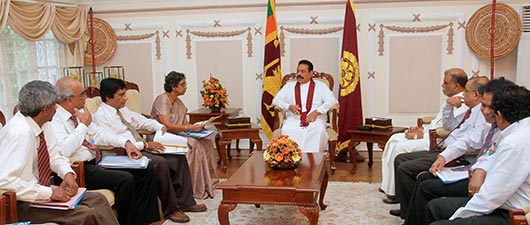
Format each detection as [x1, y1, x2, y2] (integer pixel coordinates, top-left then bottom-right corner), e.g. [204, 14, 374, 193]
[435, 165, 470, 184]
[98, 156, 150, 169]
[177, 129, 216, 140]
[153, 130, 188, 154]
[30, 187, 87, 210]
[193, 115, 223, 126]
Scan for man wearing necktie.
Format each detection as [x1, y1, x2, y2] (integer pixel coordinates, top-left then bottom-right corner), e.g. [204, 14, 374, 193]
[44, 77, 159, 225]
[93, 78, 205, 223]
[0, 80, 117, 225]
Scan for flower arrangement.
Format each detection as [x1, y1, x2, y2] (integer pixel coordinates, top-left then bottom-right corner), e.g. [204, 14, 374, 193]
[263, 135, 302, 169]
[200, 75, 229, 112]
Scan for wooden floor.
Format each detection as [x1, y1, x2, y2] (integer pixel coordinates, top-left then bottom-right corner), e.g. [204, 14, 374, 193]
[217, 149, 382, 183]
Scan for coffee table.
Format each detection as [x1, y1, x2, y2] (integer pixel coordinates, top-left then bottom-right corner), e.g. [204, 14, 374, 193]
[347, 127, 407, 174]
[214, 123, 262, 172]
[217, 153, 329, 225]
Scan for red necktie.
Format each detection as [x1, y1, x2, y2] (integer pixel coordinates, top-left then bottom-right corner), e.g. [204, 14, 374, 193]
[37, 132, 51, 186]
[70, 115, 101, 163]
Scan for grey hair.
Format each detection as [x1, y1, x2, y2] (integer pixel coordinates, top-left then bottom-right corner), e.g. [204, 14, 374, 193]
[18, 80, 58, 117]
[56, 85, 75, 103]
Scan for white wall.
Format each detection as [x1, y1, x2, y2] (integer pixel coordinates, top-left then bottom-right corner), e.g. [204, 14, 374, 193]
[81, 0, 528, 134]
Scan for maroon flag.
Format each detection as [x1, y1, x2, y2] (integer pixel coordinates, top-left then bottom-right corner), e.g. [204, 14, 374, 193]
[260, 0, 282, 140]
[338, 0, 363, 151]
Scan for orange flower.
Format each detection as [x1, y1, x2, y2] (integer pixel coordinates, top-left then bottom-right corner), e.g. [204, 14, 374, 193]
[275, 153, 283, 162]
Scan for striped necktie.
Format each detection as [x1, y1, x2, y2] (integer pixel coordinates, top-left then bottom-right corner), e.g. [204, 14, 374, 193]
[69, 115, 101, 163]
[116, 110, 144, 142]
[37, 132, 51, 186]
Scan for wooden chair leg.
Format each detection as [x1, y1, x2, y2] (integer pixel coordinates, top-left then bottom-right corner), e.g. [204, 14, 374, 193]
[328, 140, 337, 174]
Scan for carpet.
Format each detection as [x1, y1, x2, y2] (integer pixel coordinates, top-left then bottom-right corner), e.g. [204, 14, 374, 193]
[163, 182, 404, 225]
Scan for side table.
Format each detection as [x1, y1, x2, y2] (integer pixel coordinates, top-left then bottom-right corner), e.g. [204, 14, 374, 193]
[187, 108, 240, 124]
[214, 123, 262, 172]
[347, 127, 407, 174]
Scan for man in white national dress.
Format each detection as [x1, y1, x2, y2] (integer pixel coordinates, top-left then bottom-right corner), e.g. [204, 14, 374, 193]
[272, 59, 338, 152]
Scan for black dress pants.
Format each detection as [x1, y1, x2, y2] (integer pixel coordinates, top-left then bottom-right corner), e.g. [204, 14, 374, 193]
[427, 197, 509, 225]
[394, 151, 439, 219]
[142, 152, 196, 217]
[55, 162, 160, 225]
[404, 172, 469, 225]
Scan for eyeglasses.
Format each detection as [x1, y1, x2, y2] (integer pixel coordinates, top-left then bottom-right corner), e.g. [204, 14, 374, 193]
[178, 83, 187, 88]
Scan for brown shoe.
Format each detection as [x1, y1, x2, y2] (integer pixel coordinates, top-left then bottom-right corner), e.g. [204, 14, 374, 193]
[167, 211, 190, 223]
[182, 203, 207, 212]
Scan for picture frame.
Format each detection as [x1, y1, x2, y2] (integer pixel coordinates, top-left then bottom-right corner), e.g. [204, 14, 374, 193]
[63, 67, 85, 86]
[85, 72, 103, 88]
[103, 66, 125, 80]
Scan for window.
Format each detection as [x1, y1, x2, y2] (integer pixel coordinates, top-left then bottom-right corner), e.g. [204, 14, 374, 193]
[0, 26, 65, 118]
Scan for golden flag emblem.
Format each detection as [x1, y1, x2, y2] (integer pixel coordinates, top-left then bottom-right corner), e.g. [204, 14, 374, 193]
[339, 50, 360, 97]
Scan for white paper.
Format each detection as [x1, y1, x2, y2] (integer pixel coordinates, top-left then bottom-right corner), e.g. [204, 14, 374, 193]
[153, 130, 188, 154]
[436, 165, 470, 184]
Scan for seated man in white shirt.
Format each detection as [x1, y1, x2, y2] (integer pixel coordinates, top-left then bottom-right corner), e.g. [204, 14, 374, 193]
[272, 59, 338, 152]
[45, 77, 160, 225]
[0, 80, 117, 225]
[381, 68, 469, 204]
[93, 78, 206, 223]
[427, 78, 530, 225]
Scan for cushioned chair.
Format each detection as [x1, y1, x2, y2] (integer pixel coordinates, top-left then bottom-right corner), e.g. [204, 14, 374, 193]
[272, 71, 338, 173]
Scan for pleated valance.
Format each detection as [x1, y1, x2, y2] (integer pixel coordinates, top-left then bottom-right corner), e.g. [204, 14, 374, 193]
[0, 0, 89, 65]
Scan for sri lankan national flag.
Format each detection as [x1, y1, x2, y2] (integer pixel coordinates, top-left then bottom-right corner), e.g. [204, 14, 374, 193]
[338, 0, 363, 150]
[260, 0, 282, 140]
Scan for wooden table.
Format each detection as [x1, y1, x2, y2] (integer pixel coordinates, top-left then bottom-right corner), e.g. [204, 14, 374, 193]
[214, 123, 262, 171]
[347, 127, 407, 174]
[187, 107, 240, 124]
[217, 153, 329, 225]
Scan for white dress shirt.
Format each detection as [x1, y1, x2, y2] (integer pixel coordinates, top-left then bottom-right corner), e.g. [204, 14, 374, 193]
[45, 105, 130, 162]
[443, 103, 486, 147]
[93, 102, 164, 149]
[450, 117, 530, 219]
[441, 91, 469, 130]
[439, 103, 494, 163]
[0, 112, 74, 202]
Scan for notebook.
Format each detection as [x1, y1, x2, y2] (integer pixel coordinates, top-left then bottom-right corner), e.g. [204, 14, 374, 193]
[98, 155, 150, 169]
[30, 186, 87, 210]
[435, 165, 470, 184]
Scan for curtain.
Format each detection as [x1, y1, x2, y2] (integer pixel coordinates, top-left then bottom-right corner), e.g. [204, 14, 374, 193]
[0, 0, 88, 65]
[0, 26, 65, 119]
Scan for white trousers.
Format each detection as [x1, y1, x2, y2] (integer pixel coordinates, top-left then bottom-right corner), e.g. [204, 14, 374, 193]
[380, 132, 429, 195]
[281, 117, 328, 153]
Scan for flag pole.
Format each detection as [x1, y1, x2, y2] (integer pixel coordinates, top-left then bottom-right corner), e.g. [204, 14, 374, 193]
[490, 0, 496, 79]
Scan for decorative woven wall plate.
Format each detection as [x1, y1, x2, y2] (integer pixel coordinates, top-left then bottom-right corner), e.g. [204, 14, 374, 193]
[84, 18, 117, 65]
[466, 3, 521, 59]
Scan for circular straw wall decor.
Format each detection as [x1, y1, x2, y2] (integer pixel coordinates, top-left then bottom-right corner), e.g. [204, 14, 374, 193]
[84, 18, 117, 65]
[466, 3, 521, 59]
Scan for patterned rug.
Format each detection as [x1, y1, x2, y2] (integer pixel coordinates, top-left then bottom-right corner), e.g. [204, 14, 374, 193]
[163, 182, 403, 225]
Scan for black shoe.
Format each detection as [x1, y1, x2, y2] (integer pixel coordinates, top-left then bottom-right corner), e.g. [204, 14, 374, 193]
[389, 209, 401, 217]
[382, 195, 400, 204]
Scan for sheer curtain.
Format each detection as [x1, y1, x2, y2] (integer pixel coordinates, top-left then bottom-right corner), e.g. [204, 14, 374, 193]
[0, 25, 65, 119]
